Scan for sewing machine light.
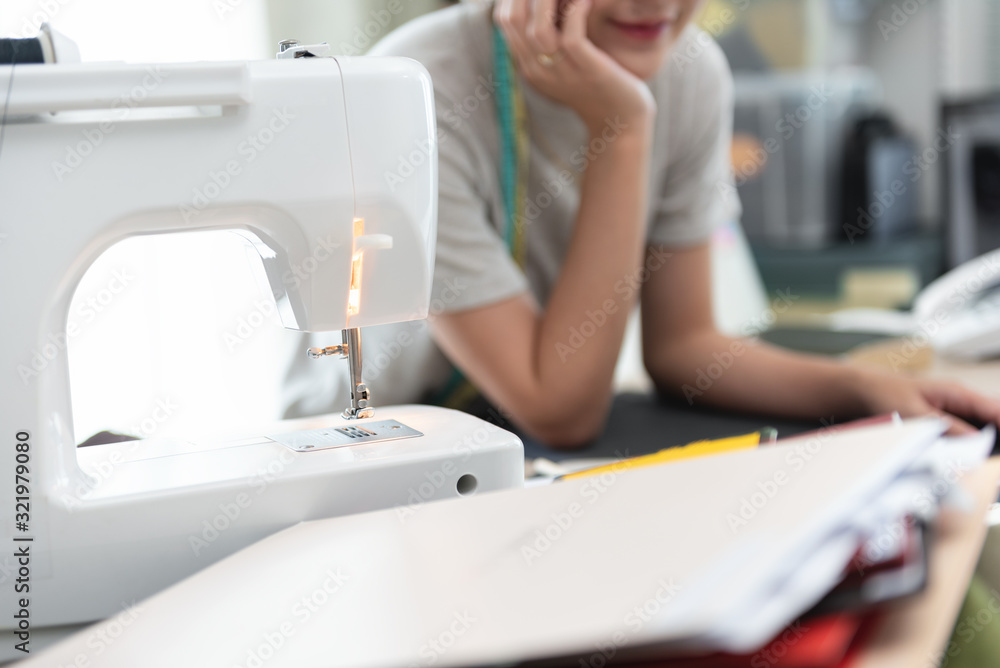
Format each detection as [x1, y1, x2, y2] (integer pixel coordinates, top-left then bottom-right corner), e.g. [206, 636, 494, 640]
[346, 217, 395, 318]
[348, 217, 364, 317]
[347, 286, 360, 316]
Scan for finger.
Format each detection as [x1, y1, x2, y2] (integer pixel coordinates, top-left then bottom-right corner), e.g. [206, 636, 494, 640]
[928, 382, 1000, 428]
[939, 411, 978, 436]
[496, 0, 530, 35]
[560, 0, 601, 63]
[493, 0, 512, 30]
[527, 0, 560, 55]
[895, 391, 976, 435]
[956, 391, 1000, 428]
[503, 18, 541, 75]
[499, 8, 551, 80]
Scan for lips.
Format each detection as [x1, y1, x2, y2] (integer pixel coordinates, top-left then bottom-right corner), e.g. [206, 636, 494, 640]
[608, 18, 673, 42]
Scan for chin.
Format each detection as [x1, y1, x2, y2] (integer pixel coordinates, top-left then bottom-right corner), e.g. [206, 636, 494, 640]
[610, 51, 669, 81]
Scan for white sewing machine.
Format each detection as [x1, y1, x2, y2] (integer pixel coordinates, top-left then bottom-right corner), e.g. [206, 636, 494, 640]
[0, 31, 522, 654]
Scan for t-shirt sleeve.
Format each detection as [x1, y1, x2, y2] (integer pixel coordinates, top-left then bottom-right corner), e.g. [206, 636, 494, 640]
[648, 39, 741, 247]
[430, 92, 530, 313]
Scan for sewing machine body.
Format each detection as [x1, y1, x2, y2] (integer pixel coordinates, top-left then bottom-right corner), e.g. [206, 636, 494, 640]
[35, 405, 522, 627]
[0, 53, 523, 638]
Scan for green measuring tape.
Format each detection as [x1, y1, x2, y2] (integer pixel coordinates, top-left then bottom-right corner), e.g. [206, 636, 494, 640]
[431, 23, 529, 410]
[492, 22, 530, 265]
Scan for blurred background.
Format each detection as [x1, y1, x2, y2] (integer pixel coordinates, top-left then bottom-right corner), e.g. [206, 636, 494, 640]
[3, 0, 998, 441]
[703, 0, 1000, 303]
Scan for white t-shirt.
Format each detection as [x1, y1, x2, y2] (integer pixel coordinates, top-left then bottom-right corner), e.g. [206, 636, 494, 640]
[282, 3, 740, 418]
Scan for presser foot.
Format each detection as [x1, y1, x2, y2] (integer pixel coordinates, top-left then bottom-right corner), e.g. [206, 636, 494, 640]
[307, 327, 375, 420]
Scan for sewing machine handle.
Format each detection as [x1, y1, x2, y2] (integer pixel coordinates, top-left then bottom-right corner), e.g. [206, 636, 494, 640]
[1, 61, 252, 114]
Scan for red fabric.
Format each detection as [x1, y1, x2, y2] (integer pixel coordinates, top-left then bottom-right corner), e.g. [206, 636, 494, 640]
[605, 613, 870, 668]
[833, 614, 882, 668]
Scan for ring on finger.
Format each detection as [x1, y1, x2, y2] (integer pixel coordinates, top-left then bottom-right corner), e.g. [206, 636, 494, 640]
[537, 52, 559, 67]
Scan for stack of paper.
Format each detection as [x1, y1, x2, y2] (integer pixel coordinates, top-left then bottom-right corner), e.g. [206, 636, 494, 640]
[23, 417, 994, 668]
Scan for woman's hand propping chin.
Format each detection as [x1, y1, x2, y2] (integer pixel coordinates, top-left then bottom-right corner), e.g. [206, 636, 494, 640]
[493, 0, 656, 136]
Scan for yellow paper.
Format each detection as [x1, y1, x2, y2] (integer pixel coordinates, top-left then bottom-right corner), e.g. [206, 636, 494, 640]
[559, 431, 762, 482]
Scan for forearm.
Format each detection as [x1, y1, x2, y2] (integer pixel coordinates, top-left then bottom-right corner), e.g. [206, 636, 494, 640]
[530, 123, 653, 435]
[649, 330, 869, 420]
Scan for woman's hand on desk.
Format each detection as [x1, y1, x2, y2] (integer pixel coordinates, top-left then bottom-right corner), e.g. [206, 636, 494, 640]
[494, 0, 656, 135]
[853, 371, 1000, 435]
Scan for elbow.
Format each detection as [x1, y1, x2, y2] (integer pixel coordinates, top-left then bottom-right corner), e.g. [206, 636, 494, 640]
[643, 356, 688, 405]
[643, 355, 672, 392]
[531, 423, 600, 451]
[517, 399, 612, 451]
